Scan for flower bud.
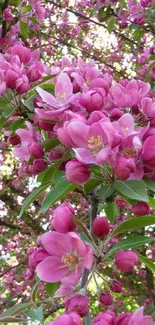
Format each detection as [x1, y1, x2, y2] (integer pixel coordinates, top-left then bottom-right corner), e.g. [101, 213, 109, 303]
[115, 250, 138, 272]
[39, 120, 54, 131]
[29, 143, 44, 159]
[114, 155, 136, 180]
[93, 311, 116, 325]
[110, 280, 122, 293]
[65, 295, 89, 317]
[51, 203, 76, 233]
[142, 135, 155, 170]
[116, 313, 132, 325]
[28, 159, 47, 175]
[65, 159, 90, 185]
[28, 248, 50, 270]
[99, 292, 113, 306]
[130, 201, 150, 216]
[92, 217, 110, 238]
[8, 135, 20, 146]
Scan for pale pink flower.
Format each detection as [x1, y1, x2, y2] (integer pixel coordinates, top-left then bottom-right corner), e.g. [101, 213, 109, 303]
[36, 72, 80, 118]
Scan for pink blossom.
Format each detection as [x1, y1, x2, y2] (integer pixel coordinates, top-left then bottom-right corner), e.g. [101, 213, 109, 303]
[92, 217, 110, 238]
[13, 121, 42, 161]
[0, 70, 6, 95]
[130, 201, 150, 216]
[110, 280, 122, 293]
[65, 295, 89, 317]
[99, 292, 113, 306]
[46, 312, 83, 325]
[51, 203, 76, 233]
[65, 159, 90, 185]
[93, 311, 117, 325]
[57, 118, 117, 164]
[115, 250, 138, 272]
[36, 72, 80, 118]
[36, 231, 94, 283]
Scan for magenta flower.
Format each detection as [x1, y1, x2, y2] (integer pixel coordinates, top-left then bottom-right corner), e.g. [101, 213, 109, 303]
[36, 72, 80, 118]
[128, 307, 153, 325]
[65, 294, 89, 317]
[13, 121, 43, 161]
[46, 312, 83, 325]
[57, 118, 117, 164]
[36, 231, 94, 283]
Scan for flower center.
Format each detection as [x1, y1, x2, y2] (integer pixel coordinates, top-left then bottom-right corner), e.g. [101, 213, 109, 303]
[123, 147, 135, 158]
[57, 92, 66, 100]
[61, 252, 77, 267]
[88, 135, 102, 154]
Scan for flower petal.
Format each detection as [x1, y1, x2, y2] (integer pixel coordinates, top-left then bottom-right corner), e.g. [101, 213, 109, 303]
[36, 256, 68, 282]
[40, 231, 71, 256]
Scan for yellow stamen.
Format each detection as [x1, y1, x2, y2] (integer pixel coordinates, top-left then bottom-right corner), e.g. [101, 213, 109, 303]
[61, 252, 76, 267]
[88, 135, 102, 154]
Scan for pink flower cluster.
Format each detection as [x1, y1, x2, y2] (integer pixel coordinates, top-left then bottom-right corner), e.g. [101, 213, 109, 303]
[45, 307, 153, 325]
[0, 44, 44, 94]
[10, 57, 155, 183]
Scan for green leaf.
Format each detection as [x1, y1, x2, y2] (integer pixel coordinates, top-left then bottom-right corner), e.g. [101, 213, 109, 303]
[31, 280, 40, 303]
[22, 95, 36, 111]
[0, 316, 28, 323]
[104, 201, 118, 223]
[54, 170, 65, 183]
[20, 21, 29, 39]
[107, 17, 115, 33]
[143, 177, 155, 192]
[46, 283, 60, 297]
[37, 164, 59, 184]
[23, 5, 32, 13]
[42, 74, 57, 83]
[25, 307, 43, 321]
[148, 197, 155, 208]
[19, 183, 50, 217]
[41, 138, 60, 151]
[149, 55, 155, 61]
[0, 116, 6, 131]
[107, 235, 155, 257]
[138, 254, 155, 273]
[8, 118, 25, 132]
[84, 178, 102, 194]
[114, 180, 148, 202]
[40, 180, 77, 213]
[9, 0, 22, 6]
[40, 83, 55, 94]
[112, 216, 155, 237]
[27, 16, 41, 25]
[0, 302, 33, 318]
[98, 185, 114, 200]
[2, 107, 15, 118]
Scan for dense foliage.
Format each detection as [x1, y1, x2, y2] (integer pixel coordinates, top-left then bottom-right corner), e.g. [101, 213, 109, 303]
[0, 0, 155, 324]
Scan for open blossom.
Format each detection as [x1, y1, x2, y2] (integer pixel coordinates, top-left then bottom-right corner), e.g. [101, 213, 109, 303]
[36, 72, 80, 118]
[45, 312, 83, 325]
[117, 307, 153, 325]
[36, 231, 94, 283]
[13, 121, 43, 161]
[57, 118, 118, 164]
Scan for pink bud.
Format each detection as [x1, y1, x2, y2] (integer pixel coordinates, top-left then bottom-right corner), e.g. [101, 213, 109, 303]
[28, 159, 47, 175]
[51, 203, 76, 233]
[53, 312, 82, 325]
[92, 217, 110, 238]
[5, 69, 19, 89]
[142, 135, 155, 170]
[29, 143, 44, 159]
[65, 295, 89, 317]
[115, 196, 127, 208]
[8, 135, 20, 146]
[39, 121, 54, 131]
[99, 291, 113, 306]
[114, 155, 136, 180]
[49, 147, 65, 161]
[15, 75, 30, 94]
[116, 313, 132, 325]
[3, 8, 13, 22]
[130, 201, 150, 216]
[93, 311, 116, 325]
[28, 248, 50, 270]
[65, 159, 90, 185]
[110, 280, 122, 293]
[115, 250, 138, 272]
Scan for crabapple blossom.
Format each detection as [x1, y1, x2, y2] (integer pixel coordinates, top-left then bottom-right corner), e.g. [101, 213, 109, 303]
[50, 203, 76, 233]
[92, 217, 110, 238]
[65, 159, 90, 185]
[36, 231, 94, 283]
[115, 251, 138, 272]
